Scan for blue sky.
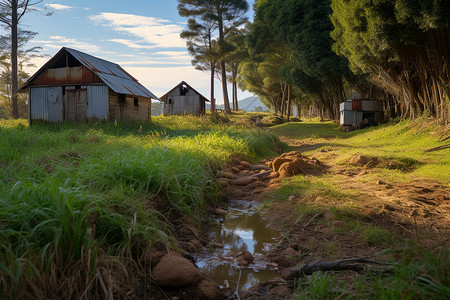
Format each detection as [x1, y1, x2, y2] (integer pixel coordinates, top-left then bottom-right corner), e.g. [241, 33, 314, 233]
[19, 0, 254, 103]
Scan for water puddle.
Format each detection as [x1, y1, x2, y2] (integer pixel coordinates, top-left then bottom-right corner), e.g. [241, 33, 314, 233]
[195, 200, 280, 290]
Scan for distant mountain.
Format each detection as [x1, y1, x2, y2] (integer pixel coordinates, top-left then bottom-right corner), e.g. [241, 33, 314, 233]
[238, 96, 268, 112]
[206, 96, 268, 112]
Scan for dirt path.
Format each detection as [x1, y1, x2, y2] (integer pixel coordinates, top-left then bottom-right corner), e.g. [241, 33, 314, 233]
[216, 135, 450, 299]
[148, 135, 449, 299]
[277, 135, 450, 247]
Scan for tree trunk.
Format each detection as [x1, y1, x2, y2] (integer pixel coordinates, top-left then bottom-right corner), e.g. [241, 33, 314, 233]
[11, 0, 19, 119]
[210, 64, 215, 113]
[234, 63, 239, 111]
[287, 84, 291, 121]
[232, 65, 236, 111]
[296, 103, 301, 119]
[220, 62, 231, 114]
[217, 12, 231, 114]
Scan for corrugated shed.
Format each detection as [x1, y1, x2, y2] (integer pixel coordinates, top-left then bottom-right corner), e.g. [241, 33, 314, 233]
[21, 47, 158, 100]
[86, 85, 109, 120]
[65, 48, 158, 99]
[30, 87, 49, 121]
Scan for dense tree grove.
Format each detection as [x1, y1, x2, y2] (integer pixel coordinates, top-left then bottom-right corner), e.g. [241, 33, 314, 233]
[238, 0, 354, 120]
[331, 0, 450, 121]
[236, 0, 450, 121]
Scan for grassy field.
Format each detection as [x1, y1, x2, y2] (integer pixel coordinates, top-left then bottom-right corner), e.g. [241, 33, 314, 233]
[0, 116, 279, 299]
[270, 118, 450, 185]
[1, 115, 448, 299]
[267, 118, 450, 299]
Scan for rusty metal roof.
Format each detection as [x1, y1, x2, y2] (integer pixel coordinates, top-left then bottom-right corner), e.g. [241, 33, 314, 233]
[159, 81, 209, 103]
[21, 47, 158, 99]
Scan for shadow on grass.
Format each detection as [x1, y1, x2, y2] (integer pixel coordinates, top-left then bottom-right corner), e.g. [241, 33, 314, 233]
[270, 122, 374, 140]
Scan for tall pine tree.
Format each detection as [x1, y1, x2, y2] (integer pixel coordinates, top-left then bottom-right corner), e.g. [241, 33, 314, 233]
[178, 0, 248, 114]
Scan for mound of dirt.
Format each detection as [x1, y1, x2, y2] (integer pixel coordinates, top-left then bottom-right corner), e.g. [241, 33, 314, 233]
[266, 151, 325, 178]
[348, 154, 379, 168]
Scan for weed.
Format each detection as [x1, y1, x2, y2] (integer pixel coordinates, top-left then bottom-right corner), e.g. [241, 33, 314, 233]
[293, 272, 342, 299]
[0, 117, 277, 298]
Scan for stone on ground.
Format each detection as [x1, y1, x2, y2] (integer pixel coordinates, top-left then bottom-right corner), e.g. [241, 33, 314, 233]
[197, 278, 222, 300]
[152, 252, 204, 287]
[236, 251, 254, 266]
[231, 177, 255, 186]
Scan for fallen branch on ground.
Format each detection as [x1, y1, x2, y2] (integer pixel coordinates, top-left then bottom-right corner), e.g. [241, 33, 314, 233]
[424, 144, 450, 153]
[282, 257, 392, 280]
[251, 171, 272, 178]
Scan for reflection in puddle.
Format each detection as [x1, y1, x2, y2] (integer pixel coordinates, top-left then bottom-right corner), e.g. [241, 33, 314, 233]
[195, 200, 280, 290]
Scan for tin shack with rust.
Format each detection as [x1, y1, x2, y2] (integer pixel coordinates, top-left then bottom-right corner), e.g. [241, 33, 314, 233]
[20, 47, 158, 124]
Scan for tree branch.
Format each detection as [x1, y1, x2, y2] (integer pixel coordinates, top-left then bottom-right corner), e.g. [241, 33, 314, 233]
[282, 257, 393, 280]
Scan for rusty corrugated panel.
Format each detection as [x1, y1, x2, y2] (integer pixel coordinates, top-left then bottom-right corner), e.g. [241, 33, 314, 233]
[33, 66, 102, 86]
[65, 48, 158, 99]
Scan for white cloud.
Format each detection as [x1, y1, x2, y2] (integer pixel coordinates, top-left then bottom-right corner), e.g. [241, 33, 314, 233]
[154, 51, 188, 57]
[46, 3, 72, 10]
[109, 39, 156, 49]
[125, 66, 211, 98]
[90, 13, 185, 49]
[35, 36, 101, 53]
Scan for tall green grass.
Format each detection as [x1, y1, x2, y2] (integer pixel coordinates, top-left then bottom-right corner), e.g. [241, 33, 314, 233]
[0, 117, 279, 298]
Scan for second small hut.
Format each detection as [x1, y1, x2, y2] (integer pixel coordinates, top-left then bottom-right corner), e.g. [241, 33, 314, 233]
[159, 81, 208, 116]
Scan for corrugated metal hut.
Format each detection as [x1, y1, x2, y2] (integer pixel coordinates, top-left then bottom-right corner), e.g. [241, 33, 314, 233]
[20, 47, 158, 124]
[340, 98, 384, 129]
[159, 81, 208, 116]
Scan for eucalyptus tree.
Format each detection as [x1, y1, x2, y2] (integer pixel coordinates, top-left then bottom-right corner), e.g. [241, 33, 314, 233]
[178, 0, 248, 114]
[180, 17, 219, 112]
[243, 0, 353, 120]
[0, 0, 50, 119]
[238, 10, 296, 118]
[225, 27, 248, 111]
[0, 29, 40, 118]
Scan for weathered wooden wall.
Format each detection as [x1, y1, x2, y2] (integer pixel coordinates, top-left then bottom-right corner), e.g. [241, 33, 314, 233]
[164, 89, 201, 115]
[109, 90, 151, 121]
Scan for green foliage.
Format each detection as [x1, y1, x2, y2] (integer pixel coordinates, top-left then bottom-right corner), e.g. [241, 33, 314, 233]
[293, 272, 341, 299]
[178, 0, 249, 113]
[331, 0, 450, 120]
[0, 117, 277, 297]
[246, 0, 352, 120]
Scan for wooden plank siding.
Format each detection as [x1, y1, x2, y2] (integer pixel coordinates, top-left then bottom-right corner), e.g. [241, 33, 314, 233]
[108, 90, 151, 122]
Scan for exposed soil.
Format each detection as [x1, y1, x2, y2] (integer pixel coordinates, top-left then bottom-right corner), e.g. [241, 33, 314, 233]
[146, 136, 449, 300]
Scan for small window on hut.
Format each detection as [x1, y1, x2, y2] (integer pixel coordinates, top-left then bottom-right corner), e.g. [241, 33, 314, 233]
[134, 97, 139, 107]
[118, 94, 126, 103]
[180, 84, 188, 96]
